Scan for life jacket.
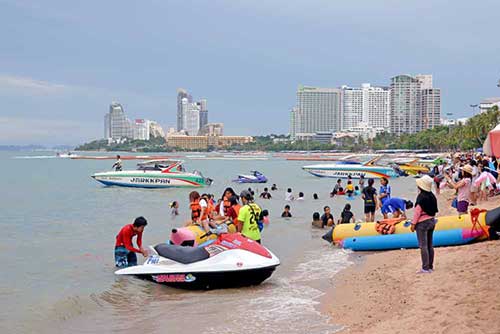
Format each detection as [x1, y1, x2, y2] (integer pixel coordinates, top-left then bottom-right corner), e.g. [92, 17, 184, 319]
[206, 199, 215, 220]
[232, 204, 241, 225]
[375, 218, 404, 235]
[190, 200, 201, 221]
[223, 196, 231, 216]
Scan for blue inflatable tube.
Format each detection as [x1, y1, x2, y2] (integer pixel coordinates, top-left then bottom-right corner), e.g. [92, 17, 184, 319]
[340, 228, 480, 251]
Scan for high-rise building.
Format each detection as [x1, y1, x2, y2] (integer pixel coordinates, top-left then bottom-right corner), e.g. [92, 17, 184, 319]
[341, 84, 390, 131]
[199, 122, 224, 136]
[421, 88, 441, 130]
[199, 99, 208, 129]
[104, 102, 134, 140]
[291, 86, 342, 139]
[181, 98, 201, 136]
[149, 121, 166, 138]
[177, 89, 208, 135]
[133, 119, 150, 140]
[390, 75, 422, 135]
[177, 88, 192, 131]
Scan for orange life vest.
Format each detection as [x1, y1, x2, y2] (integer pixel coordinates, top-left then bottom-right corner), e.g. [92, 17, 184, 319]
[375, 218, 404, 235]
[206, 200, 215, 220]
[191, 200, 201, 221]
[232, 204, 241, 225]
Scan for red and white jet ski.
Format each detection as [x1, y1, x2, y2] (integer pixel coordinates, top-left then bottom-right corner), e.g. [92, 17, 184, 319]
[115, 233, 280, 289]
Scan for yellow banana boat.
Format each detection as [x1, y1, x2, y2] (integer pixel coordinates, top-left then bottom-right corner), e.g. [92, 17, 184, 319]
[331, 210, 492, 242]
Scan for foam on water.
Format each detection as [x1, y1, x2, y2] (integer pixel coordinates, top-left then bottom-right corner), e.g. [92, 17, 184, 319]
[13, 155, 58, 159]
[204, 248, 353, 334]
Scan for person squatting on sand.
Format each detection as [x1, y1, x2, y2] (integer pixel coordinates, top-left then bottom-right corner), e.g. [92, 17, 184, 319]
[411, 175, 438, 274]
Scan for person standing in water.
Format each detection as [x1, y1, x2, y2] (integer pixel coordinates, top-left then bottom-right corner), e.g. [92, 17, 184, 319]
[410, 175, 438, 274]
[170, 201, 179, 218]
[362, 178, 378, 222]
[237, 190, 262, 243]
[114, 217, 148, 268]
[379, 177, 391, 208]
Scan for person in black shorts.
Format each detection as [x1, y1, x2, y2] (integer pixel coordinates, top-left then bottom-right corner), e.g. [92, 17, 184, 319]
[362, 178, 378, 222]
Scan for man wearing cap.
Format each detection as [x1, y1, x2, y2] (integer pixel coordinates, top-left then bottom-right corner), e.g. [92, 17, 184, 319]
[115, 216, 149, 268]
[237, 190, 262, 243]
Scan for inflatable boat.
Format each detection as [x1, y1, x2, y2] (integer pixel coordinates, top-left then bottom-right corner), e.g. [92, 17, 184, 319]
[324, 206, 500, 251]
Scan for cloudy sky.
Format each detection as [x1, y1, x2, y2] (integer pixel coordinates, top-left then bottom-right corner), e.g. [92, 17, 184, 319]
[1, 0, 499, 145]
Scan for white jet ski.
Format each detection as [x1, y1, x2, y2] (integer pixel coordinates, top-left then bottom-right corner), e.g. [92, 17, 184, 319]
[115, 233, 280, 289]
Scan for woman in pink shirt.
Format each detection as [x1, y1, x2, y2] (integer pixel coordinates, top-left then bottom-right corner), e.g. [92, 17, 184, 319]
[410, 175, 438, 274]
[445, 164, 473, 214]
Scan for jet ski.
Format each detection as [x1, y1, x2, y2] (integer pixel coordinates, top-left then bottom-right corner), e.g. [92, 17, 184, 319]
[234, 170, 268, 183]
[115, 233, 280, 289]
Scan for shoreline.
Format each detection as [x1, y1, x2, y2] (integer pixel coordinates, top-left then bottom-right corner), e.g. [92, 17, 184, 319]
[322, 192, 500, 333]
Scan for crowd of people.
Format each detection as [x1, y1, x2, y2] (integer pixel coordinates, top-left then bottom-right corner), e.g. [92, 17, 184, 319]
[113, 152, 500, 272]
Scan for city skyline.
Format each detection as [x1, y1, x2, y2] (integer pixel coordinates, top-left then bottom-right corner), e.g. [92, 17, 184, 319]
[1, 0, 500, 145]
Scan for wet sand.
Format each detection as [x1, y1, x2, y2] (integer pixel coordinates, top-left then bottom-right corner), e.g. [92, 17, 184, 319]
[325, 191, 500, 333]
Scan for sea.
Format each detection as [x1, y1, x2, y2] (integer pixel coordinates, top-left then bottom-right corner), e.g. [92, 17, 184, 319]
[0, 151, 418, 334]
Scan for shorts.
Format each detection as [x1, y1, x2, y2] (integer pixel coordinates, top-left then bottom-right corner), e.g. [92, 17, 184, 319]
[364, 205, 376, 214]
[115, 246, 137, 268]
[457, 200, 469, 214]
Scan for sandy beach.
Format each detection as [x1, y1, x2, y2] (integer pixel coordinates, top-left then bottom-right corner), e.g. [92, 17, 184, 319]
[327, 190, 500, 333]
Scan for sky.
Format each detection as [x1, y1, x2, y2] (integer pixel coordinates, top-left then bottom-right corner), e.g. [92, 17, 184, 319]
[1, 0, 500, 145]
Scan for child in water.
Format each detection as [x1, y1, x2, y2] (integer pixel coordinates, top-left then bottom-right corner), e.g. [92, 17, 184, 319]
[258, 209, 270, 232]
[338, 204, 355, 224]
[170, 201, 179, 218]
[346, 181, 354, 197]
[354, 186, 361, 196]
[281, 205, 292, 218]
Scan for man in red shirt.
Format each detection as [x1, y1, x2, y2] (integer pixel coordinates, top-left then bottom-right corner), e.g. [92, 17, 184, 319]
[115, 217, 148, 268]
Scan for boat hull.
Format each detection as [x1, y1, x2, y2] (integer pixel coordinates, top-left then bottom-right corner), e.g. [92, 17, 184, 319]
[131, 266, 278, 290]
[92, 171, 210, 188]
[302, 165, 398, 179]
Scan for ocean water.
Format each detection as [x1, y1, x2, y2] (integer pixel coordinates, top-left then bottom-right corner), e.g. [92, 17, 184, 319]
[0, 151, 418, 334]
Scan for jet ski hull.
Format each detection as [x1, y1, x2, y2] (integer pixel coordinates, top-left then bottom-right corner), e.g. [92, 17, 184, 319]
[132, 266, 278, 290]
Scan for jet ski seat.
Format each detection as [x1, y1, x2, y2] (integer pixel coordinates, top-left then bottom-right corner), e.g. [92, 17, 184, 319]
[154, 243, 210, 264]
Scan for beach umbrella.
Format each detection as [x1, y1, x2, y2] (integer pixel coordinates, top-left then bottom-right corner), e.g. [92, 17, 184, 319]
[483, 124, 500, 157]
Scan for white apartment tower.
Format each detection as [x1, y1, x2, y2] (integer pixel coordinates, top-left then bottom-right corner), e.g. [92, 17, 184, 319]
[421, 88, 441, 130]
[390, 75, 422, 135]
[342, 84, 390, 131]
[181, 98, 201, 136]
[104, 102, 133, 140]
[291, 86, 342, 139]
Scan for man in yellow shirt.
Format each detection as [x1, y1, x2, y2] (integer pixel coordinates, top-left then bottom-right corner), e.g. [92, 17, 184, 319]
[237, 190, 262, 243]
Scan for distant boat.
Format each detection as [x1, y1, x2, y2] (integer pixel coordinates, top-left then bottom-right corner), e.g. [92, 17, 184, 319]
[91, 160, 212, 188]
[302, 156, 400, 179]
[233, 171, 268, 183]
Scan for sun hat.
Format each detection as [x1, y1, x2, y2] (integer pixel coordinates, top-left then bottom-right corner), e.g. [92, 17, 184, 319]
[461, 164, 473, 175]
[416, 175, 433, 192]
